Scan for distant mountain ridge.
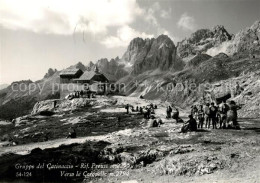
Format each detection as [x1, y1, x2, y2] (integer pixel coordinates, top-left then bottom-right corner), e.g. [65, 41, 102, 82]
[0, 20, 260, 119]
[0, 84, 8, 90]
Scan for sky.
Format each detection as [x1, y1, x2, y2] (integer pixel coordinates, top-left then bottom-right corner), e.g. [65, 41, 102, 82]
[0, 0, 260, 84]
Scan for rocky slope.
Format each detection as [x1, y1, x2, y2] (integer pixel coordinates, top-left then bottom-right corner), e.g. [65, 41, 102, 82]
[94, 57, 129, 80]
[0, 73, 60, 120]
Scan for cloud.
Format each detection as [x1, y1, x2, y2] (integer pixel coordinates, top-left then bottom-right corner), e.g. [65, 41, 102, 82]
[160, 9, 172, 19]
[0, 0, 143, 35]
[101, 25, 154, 48]
[0, 0, 176, 48]
[100, 1, 176, 48]
[142, 2, 173, 37]
[177, 13, 197, 31]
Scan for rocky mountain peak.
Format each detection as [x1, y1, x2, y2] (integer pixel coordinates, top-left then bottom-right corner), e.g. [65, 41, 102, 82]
[225, 20, 260, 55]
[125, 34, 184, 75]
[212, 25, 232, 43]
[250, 20, 260, 31]
[177, 25, 232, 58]
[128, 37, 145, 49]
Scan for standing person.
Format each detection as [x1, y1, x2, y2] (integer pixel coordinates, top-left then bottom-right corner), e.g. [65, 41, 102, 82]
[172, 107, 179, 123]
[80, 90, 83, 97]
[227, 100, 242, 129]
[166, 106, 172, 118]
[219, 100, 229, 128]
[143, 107, 148, 119]
[125, 104, 130, 114]
[147, 107, 151, 119]
[198, 105, 205, 128]
[209, 102, 218, 129]
[204, 103, 211, 128]
[140, 106, 143, 114]
[191, 105, 198, 120]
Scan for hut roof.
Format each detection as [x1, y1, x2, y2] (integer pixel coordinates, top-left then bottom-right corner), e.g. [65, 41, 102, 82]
[60, 68, 82, 76]
[103, 73, 117, 82]
[75, 70, 97, 81]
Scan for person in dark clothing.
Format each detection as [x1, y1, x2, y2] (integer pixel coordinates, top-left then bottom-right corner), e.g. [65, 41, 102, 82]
[209, 102, 218, 129]
[197, 105, 205, 128]
[136, 106, 139, 112]
[188, 115, 197, 131]
[143, 107, 148, 119]
[172, 107, 179, 123]
[53, 100, 57, 108]
[166, 106, 172, 118]
[146, 107, 151, 119]
[181, 115, 197, 133]
[125, 104, 130, 114]
[140, 107, 143, 114]
[154, 104, 157, 109]
[80, 90, 83, 97]
[204, 103, 211, 128]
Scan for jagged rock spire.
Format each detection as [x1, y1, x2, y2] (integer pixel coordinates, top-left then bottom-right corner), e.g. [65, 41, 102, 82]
[94, 65, 99, 73]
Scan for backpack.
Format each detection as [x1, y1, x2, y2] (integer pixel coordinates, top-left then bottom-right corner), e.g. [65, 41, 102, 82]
[210, 106, 217, 115]
[205, 106, 210, 115]
[222, 104, 229, 113]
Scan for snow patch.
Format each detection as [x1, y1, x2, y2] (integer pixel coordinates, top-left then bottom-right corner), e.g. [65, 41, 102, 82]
[206, 41, 232, 56]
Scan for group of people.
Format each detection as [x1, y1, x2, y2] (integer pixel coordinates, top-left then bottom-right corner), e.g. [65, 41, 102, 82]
[125, 103, 157, 119]
[66, 90, 84, 100]
[124, 99, 242, 133]
[182, 100, 242, 132]
[166, 106, 184, 123]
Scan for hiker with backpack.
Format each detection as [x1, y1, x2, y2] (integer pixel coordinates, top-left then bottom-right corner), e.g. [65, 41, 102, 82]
[209, 102, 218, 129]
[219, 100, 229, 128]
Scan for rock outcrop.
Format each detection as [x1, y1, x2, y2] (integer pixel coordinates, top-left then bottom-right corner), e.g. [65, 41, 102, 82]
[177, 25, 232, 59]
[96, 57, 129, 80]
[121, 35, 184, 75]
[226, 20, 260, 55]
